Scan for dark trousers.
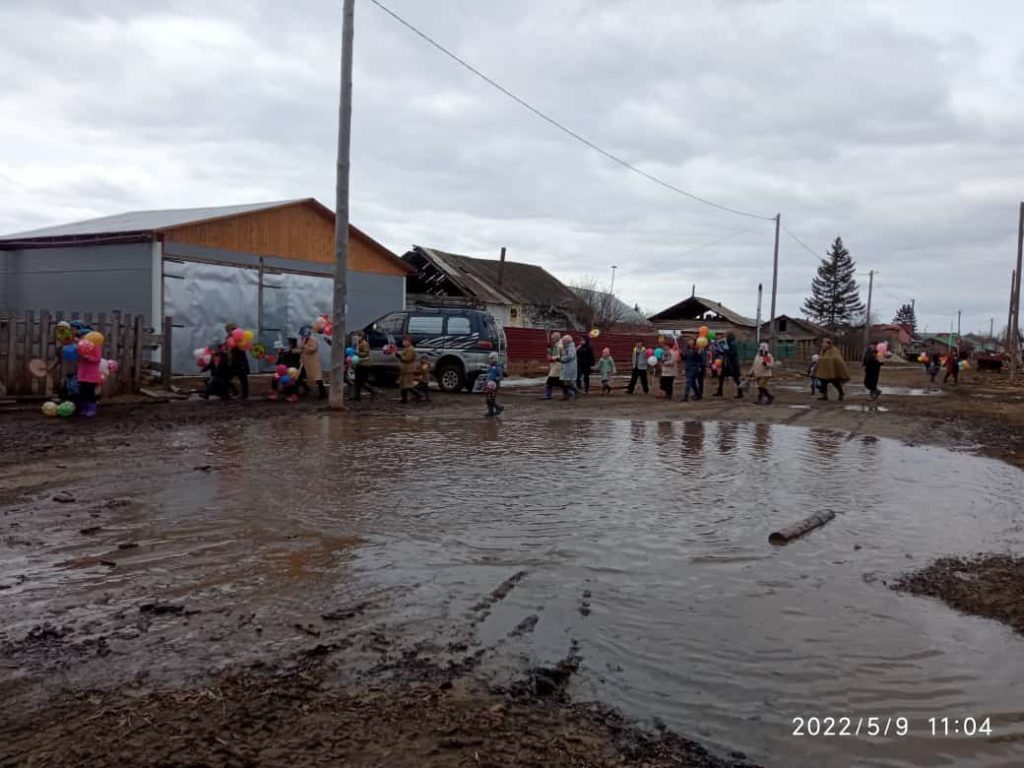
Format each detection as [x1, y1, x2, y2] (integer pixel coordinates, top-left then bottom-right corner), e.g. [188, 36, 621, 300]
[683, 372, 699, 400]
[944, 369, 958, 384]
[820, 379, 845, 399]
[576, 370, 591, 393]
[627, 368, 649, 394]
[353, 366, 375, 399]
[230, 373, 249, 399]
[717, 368, 740, 395]
[400, 386, 422, 403]
[695, 371, 705, 399]
[416, 381, 431, 401]
[660, 376, 675, 400]
[75, 382, 97, 411]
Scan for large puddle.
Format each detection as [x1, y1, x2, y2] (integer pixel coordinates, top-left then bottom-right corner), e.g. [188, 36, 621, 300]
[4, 416, 1023, 768]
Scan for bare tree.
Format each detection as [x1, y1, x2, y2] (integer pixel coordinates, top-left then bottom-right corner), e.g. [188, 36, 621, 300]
[569, 278, 628, 330]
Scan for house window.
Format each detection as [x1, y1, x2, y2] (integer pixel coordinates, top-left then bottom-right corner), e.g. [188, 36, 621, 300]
[408, 316, 444, 335]
[446, 316, 471, 335]
[777, 317, 788, 333]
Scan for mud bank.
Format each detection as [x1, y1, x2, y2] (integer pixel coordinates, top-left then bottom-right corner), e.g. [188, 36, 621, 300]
[892, 554, 1024, 636]
[3, 657, 759, 768]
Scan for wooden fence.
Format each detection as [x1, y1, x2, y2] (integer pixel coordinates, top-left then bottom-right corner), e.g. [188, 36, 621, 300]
[0, 310, 166, 399]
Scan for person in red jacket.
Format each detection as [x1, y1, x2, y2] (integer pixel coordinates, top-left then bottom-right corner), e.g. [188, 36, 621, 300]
[75, 332, 104, 417]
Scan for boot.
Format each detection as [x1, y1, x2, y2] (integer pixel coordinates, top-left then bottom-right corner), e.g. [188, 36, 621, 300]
[317, 381, 327, 399]
[485, 400, 495, 418]
[544, 385, 553, 400]
[836, 384, 845, 401]
[495, 403, 505, 416]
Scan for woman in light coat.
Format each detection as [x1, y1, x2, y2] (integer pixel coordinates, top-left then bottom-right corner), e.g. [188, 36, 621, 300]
[749, 342, 775, 405]
[559, 334, 579, 400]
[545, 331, 563, 400]
[300, 328, 326, 399]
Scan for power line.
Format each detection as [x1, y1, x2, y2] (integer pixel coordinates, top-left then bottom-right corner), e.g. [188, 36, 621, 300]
[781, 224, 822, 261]
[620, 225, 757, 276]
[367, 0, 775, 222]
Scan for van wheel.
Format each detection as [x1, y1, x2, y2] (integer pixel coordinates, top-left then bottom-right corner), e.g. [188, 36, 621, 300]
[437, 363, 465, 393]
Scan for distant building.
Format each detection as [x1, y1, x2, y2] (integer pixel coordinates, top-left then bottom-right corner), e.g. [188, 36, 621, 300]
[0, 199, 412, 374]
[869, 324, 913, 356]
[760, 314, 827, 360]
[648, 295, 757, 339]
[402, 245, 580, 328]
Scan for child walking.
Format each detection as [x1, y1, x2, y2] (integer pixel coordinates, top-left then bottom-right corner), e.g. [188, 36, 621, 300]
[598, 347, 616, 394]
[749, 342, 775, 405]
[807, 353, 820, 395]
[396, 336, 422, 403]
[416, 358, 433, 402]
[485, 352, 505, 417]
[659, 339, 677, 400]
[75, 332, 104, 417]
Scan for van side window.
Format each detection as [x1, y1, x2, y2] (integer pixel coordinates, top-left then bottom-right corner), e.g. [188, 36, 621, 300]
[408, 316, 444, 335]
[446, 316, 471, 335]
[373, 313, 406, 336]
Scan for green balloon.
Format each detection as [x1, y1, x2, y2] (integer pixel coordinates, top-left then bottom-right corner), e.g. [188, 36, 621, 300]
[57, 401, 75, 418]
[707, 330, 717, 341]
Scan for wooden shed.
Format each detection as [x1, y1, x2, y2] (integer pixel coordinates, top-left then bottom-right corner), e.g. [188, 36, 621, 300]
[0, 199, 413, 374]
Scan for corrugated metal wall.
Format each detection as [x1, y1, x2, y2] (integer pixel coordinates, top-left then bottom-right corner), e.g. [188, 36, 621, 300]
[163, 256, 404, 375]
[0, 244, 153, 320]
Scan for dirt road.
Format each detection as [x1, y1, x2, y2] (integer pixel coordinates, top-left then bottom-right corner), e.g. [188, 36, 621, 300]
[1, 363, 1021, 767]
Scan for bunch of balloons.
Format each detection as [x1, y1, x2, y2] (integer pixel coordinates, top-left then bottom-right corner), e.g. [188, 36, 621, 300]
[225, 327, 255, 351]
[193, 346, 213, 368]
[43, 400, 76, 418]
[875, 341, 889, 361]
[312, 314, 334, 337]
[918, 353, 929, 364]
[959, 360, 970, 371]
[274, 364, 302, 387]
[589, 328, 601, 338]
[383, 343, 397, 355]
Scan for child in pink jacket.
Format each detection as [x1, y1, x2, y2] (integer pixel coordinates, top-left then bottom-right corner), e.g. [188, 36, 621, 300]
[75, 337, 103, 416]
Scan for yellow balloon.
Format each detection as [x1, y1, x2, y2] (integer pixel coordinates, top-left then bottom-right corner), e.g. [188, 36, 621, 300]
[243, 330, 254, 342]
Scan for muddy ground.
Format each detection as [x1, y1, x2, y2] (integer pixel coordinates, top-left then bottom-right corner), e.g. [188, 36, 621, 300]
[892, 554, 1024, 636]
[1, 362, 1021, 767]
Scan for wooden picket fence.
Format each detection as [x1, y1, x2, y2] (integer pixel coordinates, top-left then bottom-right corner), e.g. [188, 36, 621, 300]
[0, 310, 166, 399]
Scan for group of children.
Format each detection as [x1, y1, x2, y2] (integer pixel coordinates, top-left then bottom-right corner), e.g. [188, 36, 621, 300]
[50, 320, 105, 417]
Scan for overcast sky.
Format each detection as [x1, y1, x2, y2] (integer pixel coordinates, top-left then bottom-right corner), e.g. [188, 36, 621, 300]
[2, 0, 1022, 334]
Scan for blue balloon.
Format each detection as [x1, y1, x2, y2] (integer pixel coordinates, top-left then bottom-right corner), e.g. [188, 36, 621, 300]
[62, 344, 78, 362]
[654, 348, 664, 359]
[344, 346, 355, 357]
[280, 375, 291, 386]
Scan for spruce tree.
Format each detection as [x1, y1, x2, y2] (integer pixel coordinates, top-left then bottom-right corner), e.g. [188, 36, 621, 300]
[893, 303, 917, 335]
[802, 237, 864, 332]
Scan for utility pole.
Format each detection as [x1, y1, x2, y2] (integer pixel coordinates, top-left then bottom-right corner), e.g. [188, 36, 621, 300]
[609, 265, 617, 295]
[863, 269, 874, 351]
[1012, 202, 1024, 381]
[990, 317, 994, 341]
[957, 309, 961, 339]
[768, 213, 780, 353]
[329, 0, 356, 410]
[755, 283, 763, 346]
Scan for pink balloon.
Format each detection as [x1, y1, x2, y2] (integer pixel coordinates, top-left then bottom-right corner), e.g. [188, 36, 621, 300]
[276, 364, 287, 376]
[225, 337, 237, 349]
[231, 328, 245, 341]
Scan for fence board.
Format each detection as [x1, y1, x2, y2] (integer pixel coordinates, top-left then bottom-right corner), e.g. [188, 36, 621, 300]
[0, 310, 162, 398]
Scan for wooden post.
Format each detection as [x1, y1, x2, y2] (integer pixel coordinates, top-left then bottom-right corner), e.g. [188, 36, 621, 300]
[1012, 202, 1024, 380]
[329, 0, 355, 410]
[863, 270, 874, 351]
[768, 213, 780, 353]
[39, 310, 52, 396]
[769, 510, 837, 544]
[109, 312, 122, 393]
[161, 316, 173, 390]
[132, 315, 144, 391]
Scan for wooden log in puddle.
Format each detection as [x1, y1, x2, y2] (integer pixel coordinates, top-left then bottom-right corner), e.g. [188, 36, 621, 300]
[769, 510, 836, 545]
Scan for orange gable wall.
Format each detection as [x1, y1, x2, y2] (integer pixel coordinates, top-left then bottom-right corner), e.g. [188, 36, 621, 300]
[161, 202, 406, 277]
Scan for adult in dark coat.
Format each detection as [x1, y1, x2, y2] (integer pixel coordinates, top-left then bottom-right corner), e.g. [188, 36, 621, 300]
[862, 344, 882, 400]
[576, 336, 595, 393]
[713, 332, 743, 398]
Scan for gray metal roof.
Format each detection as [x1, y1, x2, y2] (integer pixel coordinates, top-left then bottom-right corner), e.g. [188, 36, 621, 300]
[0, 199, 308, 240]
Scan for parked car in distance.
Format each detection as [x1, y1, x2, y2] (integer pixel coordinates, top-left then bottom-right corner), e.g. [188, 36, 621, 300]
[358, 308, 507, 392]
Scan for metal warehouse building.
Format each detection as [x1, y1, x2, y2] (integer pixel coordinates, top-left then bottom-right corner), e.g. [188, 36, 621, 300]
[0, 198, 412, 374]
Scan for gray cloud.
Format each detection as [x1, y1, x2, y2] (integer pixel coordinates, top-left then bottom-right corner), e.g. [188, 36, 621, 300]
[1, 0, 1022, 334]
